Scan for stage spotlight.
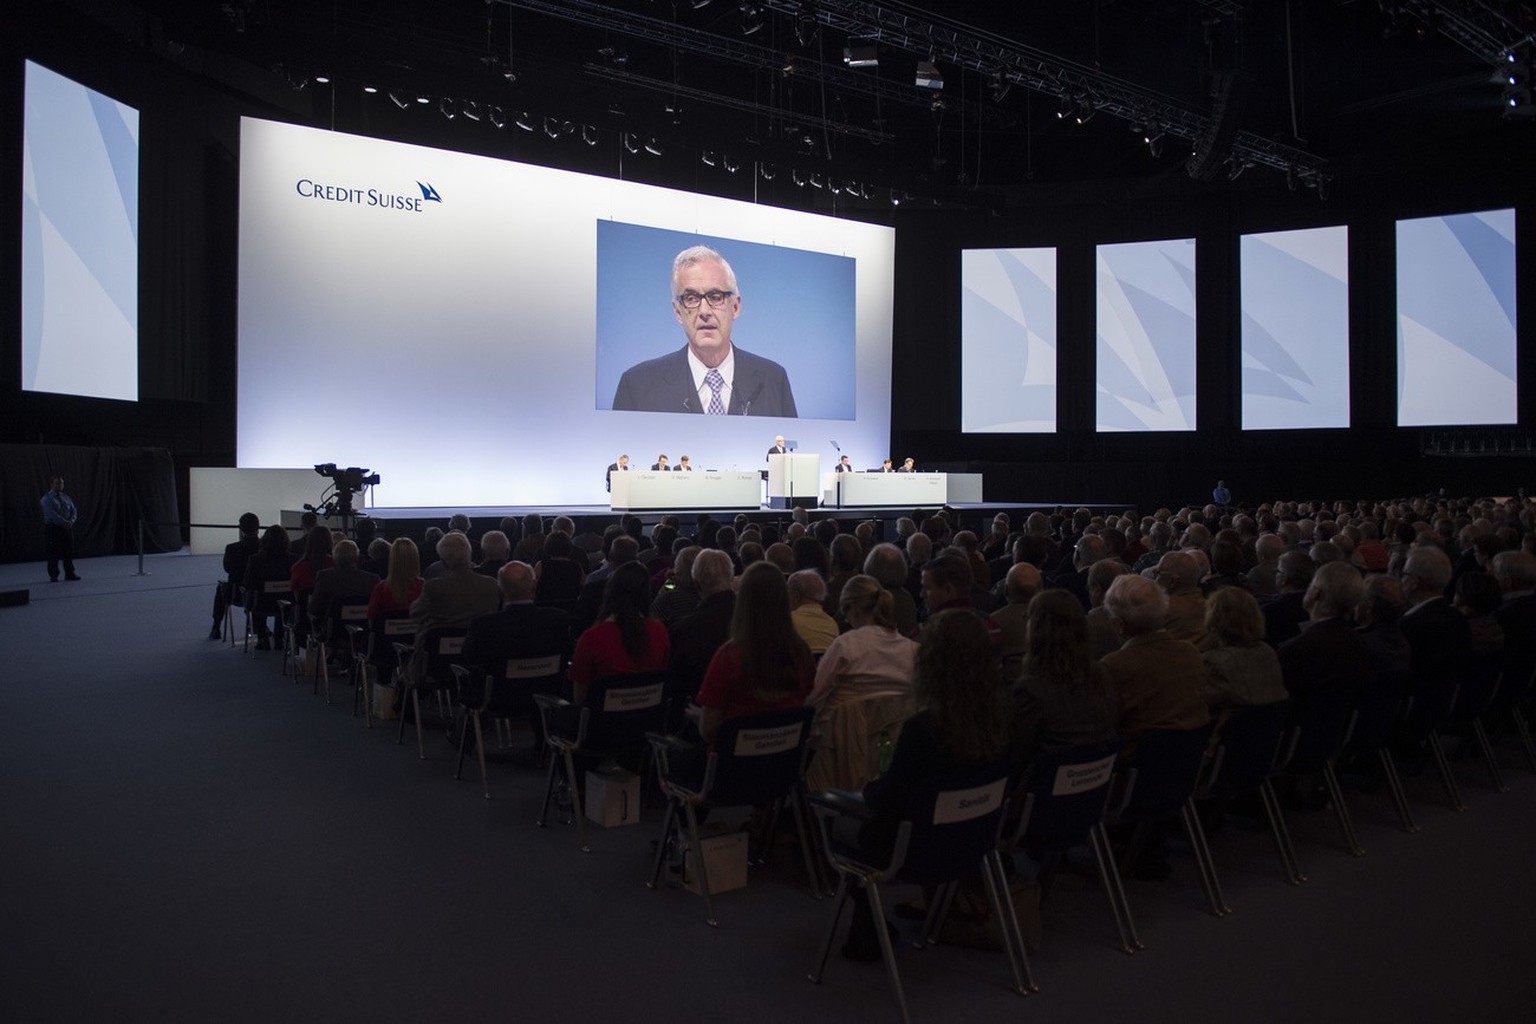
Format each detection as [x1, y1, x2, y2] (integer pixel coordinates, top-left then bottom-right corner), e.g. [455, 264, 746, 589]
[702, 150, 717, 167]
[844, 43, 879, 68]
[740, 4, 762, 36]
[460, 100, 481, 122]
[515, 111, 536, 131]
[362, 84, 378, 94]
[543, 116, 561, 138]
[915, 60, 943, 90]
[439, 97, 456, 120]
[644, 137, 664, 156]
[488, 105, 506, 128]
[988, 70, 1010, 103]
[792, 168, 807, 187]
[809, 172, 825, 189]
[313, 74, 330, 84]
[1144, 133, 1163, 158]
[759, 162, 776, 180]
[723, 155, 740, 173]
[388, 89, 410, 109]
[796, 8, 817, 47]
[581, 124, 599, 145]
[623, 132, 639, 153]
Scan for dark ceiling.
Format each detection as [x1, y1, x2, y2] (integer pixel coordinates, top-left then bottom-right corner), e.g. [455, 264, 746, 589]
[44, 0, 1536, 208]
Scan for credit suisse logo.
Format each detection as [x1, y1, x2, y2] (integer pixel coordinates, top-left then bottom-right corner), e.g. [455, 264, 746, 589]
[293, 177, 444, 212]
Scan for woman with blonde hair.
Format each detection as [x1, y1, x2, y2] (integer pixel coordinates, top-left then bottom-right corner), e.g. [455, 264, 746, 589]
[808, 575, 917, 709]
[367, 537, 423, 620]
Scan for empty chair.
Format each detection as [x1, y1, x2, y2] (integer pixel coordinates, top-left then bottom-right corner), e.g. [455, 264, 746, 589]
[391, 627, 469, 758]
[1105, 723, 1226, 917]
[534, 671, 669, 851]
[1199, 703, 1306, 885]
[1006, 739, 1139, 953]
[450, 651, 566, 799]
[647, 706, 820, 926]
[1279, 694, 1363, 856]
[1342, 670, 1419, 833]
[1437, 655, 1508, 793]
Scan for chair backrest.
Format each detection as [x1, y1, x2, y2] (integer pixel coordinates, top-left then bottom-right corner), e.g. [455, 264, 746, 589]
[1450, 654, 1502, 720]
[369, 610, 418, 668]
[1012, 738, 1120, 846]
[1346, 670, 1412, 752]
[417, 627, 469, 686]
[480, 653, 566, 714]
[1204, 703, 1287, 798]
[1284, 693, 1353, 766]
[707, 706, 815, 803]
[583, 671, 669, 750]
[898, 763, 1015, 884]
[1116, 724, 1213, 820]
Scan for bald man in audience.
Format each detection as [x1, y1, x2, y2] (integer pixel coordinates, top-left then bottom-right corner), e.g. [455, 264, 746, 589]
[1399, 545, 1472, 707]
[308, 539, 380, 628]
[993, 562, 1044, 681]
[462, 561, 574, 742]
[1247, 533, 1285, 598]
[1153, 550, 1206, 647]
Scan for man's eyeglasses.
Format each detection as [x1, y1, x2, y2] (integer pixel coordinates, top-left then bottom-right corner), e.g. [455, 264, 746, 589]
[676, 289, 735, 310]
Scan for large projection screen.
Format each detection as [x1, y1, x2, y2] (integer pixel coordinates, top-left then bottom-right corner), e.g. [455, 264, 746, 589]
[1240, 226, 1350, 430]
[1396, 209, 1517, 427]
[237, 119, 894, 506]
[22, 61, 139, 401]
[1096, 238, 1196, 432]
[959, 247, 1058, 433]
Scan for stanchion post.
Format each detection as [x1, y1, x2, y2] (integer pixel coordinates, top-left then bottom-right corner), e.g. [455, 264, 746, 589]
[134, 518, 150, 577]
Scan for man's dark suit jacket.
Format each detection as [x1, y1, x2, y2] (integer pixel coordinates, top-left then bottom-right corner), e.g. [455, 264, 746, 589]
[668, 590, 737, 701]
[1278, 617, 1368, 713]
[1400, 597, 1473, 698]
[611, 345, 798, 417]
[650, 464, 671, 471]
[223, 535, 260, 586]
[1496, 592, 1536, 680]
[462, 602, 573, 712]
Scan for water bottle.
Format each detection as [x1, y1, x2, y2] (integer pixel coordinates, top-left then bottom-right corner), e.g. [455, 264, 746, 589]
[876, 728, 894, 775]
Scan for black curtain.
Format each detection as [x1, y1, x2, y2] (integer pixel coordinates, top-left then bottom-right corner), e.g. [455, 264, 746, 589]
[0, 444, 180, 563]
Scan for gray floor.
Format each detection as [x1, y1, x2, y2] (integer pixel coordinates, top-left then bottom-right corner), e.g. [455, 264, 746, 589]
[2, 553, 1534, 1023]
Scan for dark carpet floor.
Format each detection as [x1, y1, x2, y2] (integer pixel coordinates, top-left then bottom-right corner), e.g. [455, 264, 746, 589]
[2, 553, 1533, 1023]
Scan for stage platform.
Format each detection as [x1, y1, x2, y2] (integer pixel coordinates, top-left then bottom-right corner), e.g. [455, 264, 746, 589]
[278, 500, 1135, 545]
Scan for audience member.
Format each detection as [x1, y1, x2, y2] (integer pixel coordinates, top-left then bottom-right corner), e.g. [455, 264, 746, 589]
[1100, 574, 1211, 751]
[212, 511, 261, 639]
[863, 543, 919, 637]
[1154, 551, 1207, 647]
[243, 524, 296, 650]
[1200, 587, 1287, 712]
[308, 539, 380, 634]
[1011, 590, 1118, 768]
[668, 549, 736, 701]
[367, 538, 423, 620]
[462, 561, 573, 743]
[1085, 558, 1129, 661]
[1263, 550, 1316, 648]
[993, 562, 1043, 681]
[808, 575, 918, 711]
[788, 570, 839, 655]
[568, 561, 670, 706]
[650, 546, 703, 630]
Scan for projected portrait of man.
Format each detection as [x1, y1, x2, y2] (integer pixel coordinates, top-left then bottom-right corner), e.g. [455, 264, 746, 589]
[611, 245, 798, 417]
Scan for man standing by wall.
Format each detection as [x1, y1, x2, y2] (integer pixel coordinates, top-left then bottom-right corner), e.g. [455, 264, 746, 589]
[40, 476, 80, 582]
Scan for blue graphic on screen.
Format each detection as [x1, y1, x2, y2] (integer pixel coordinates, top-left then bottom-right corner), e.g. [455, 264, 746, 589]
[1240, 226, 1350, 430]
[595, 221, 856, 420]
[1396, 209, 1517, 427]
[1096, 238, 1196, 432]
[22, 61, 139, 401]
[960, 247, 1057, 433]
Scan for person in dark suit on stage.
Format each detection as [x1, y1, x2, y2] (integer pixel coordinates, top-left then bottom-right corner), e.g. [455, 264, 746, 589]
[676, 454, 694, 472]
[898, 457, 916, 473]
[611, 245, 798, 417]
[767, 435, 788, 460]
[879, 458, 894, 473]
[651, 454, 670, 471]
[834, 455, 853, 473]
[605, 454, 629, 493]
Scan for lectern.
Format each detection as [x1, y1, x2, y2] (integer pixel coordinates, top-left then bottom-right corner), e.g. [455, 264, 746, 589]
[766, 453, 821, 509]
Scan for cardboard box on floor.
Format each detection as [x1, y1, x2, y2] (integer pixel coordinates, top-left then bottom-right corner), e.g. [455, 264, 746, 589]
[585, 766, 640, 827]
[682, 828, 749, 896]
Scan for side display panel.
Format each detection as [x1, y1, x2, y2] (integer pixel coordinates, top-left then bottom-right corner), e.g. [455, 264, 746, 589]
[960, 247, 1058, 433]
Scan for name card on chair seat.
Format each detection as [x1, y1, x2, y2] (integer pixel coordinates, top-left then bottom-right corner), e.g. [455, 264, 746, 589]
[264, 580, 291, 594]
[506, 655, 561, 679]
[603, 683, 664, 711]
[1052, 754, 1117, 796]
[932, 778, 1007, 825]
[734, 723, 801, 757]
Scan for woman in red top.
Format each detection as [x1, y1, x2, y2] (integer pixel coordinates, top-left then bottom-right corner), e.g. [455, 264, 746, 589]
[367, 537, 424, 619]
[569, 561, 670, 704]
[695, 560, 814, 744]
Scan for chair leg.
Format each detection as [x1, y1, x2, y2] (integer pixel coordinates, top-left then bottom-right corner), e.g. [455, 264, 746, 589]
[866, 882, 912, 1024]
[682, 802, 717, 926]
[981, 851, 1034, 995]
[1089, 822, 1142, 953]
[917, 881, 955, 947]
[565, 748, 590, 852]
[1180, 800, 1230, 916]
[1472, 719, 1509, 793]
[473, 714, 491, 799]
[807, 874, 851, 983]
[412, 690, 426, 760]
[537, 744, 562, 828]
[788, 791, 825, 899]
[454, 713, 471, 781]
[1257, 779, 1308, 884]
[1376, 747, 1420, 834]
[1427, 730, 1468, 812]
[1510, 706, 1536, 770]
[648, 800, 680, 890]
[1320, 763, 1365, 856]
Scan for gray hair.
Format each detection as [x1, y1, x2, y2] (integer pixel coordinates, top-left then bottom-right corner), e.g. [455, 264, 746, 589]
[672, 244, 738, 297]
[479, 530, 510, 562]
[1104, 574, 1169, 635]
[787, 570, 827, 606]
[498, 561, 537, 602]
[437, 531, 472, 570]
[692, 549, 734, 595]
[333, 539, 359, 567]
[863, 542, 907, 589]
[1307, 560, 1365, 619]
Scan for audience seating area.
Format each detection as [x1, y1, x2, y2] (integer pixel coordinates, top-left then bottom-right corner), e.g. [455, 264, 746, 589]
[5, 494, 1536, 1022]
